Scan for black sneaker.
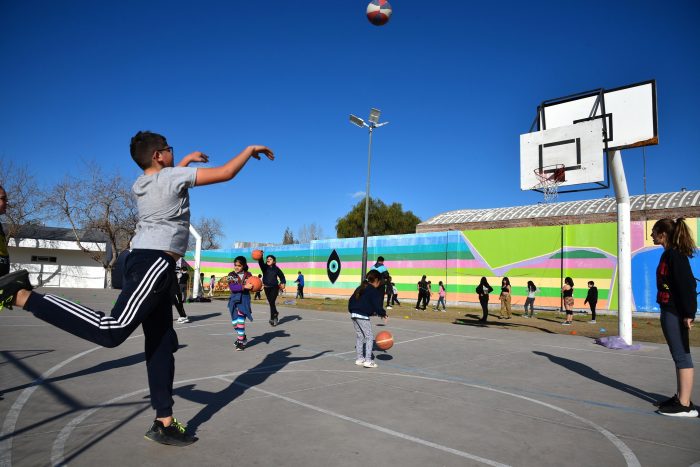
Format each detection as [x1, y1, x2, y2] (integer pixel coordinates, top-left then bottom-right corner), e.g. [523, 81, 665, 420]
[657, 400, 699, 417]
[144, 419, 197, 446]
[235, 340, 246, 351]
[654, 394, 679, 408]
[0, 270, 33, 311]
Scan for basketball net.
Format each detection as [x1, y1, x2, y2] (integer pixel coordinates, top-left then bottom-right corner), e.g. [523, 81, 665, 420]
[533, 165, 565, 203]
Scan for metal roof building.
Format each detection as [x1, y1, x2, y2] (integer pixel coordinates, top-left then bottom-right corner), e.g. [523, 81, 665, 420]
[416, 190, 700, 232]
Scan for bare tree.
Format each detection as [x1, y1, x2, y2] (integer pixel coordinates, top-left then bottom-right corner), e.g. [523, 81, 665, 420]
[282, 227, 297, 245]
[46, 163, 138, 287]
[0, 158, 46, 244]
[189, 217, 224, 250]
[297, 223, 324, 243]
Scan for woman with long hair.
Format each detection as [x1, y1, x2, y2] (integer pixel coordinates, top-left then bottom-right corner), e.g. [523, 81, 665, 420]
[651, 218, 698, 417]
[499, 277, 512, 319]
[476, 277, 493, 322]
[524, 281, 537, 318]
[561, 277, 574, 325]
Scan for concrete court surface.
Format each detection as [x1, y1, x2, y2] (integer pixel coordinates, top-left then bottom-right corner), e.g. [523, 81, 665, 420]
[0, 288, 699, 467]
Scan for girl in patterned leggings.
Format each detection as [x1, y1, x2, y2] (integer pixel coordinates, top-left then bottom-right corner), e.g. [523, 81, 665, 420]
[227, 256, 254, 351]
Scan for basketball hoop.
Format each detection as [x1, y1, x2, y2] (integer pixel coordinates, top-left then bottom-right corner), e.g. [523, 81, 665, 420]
[533, 164, 565, 202]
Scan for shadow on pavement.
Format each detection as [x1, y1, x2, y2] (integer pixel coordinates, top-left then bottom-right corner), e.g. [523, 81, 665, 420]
[454, 317, 555, 334]
[533, 351, 664, 404]
[177, 345, 330, 434]
[246, 329, 290, 348]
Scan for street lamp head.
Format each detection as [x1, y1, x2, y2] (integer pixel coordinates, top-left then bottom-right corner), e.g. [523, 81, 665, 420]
[349, 114, 367, 128]
[369, 108, 381, 124]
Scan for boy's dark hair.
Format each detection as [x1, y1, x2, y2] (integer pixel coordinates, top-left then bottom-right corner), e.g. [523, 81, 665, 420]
[266, 254, 276, 262]
[588, 281, 595, 286]
[234, 255, 249, 271]
[377, 256, 385, 262]
[130, 131, 167, 170]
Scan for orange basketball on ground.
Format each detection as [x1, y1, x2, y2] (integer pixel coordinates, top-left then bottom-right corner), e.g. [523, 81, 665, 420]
[375, 331, 393, 350]
[252, 249, 263, 260]
[246, 275, 263, 293]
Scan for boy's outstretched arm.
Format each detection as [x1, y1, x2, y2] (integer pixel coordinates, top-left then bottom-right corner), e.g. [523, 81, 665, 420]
[195, 146, 274, 187]
[178, 151, 209, 167]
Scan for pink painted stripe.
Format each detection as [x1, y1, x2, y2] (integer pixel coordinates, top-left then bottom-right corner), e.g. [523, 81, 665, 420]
[631, 222, 645, 252]
[202, 259, 488, 270]
[273, 259, 483, 269]
[519, 258, 615, 269]
[200, 261, 236, 269]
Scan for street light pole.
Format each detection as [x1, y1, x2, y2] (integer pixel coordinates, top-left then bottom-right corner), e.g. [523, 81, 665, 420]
[361, 126, 373, 280]
[349, 108, 389, 282]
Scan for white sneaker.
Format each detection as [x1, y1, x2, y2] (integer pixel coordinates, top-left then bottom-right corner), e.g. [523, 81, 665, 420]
[355, 359, 365, 366]
[387, 306, 393, 310]
[589, 320, 597, 324]
[363, 360, 378, 368]
[177, 317, 190, 323]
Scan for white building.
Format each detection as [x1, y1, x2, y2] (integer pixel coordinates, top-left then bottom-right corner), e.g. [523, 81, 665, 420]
[6, 225, 108, 288]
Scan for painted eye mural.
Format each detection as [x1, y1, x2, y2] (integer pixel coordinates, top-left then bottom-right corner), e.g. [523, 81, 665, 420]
[327, 249, 341, 284]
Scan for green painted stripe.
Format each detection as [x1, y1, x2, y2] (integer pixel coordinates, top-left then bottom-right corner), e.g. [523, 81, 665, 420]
[505, 268, 613, 279]
[550, 250, 607, 259]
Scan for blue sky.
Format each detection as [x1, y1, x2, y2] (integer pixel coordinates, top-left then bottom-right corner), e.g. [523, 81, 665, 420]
[1, 1, 698, 245]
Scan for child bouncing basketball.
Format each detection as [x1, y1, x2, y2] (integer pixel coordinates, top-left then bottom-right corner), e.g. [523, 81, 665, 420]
[0, 131, 274, 445]
[227, 256, 254, 351]
[348, 269, 388, 368]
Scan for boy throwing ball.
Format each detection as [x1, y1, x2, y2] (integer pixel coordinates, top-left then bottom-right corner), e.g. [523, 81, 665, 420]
[0, 131, 273, 446]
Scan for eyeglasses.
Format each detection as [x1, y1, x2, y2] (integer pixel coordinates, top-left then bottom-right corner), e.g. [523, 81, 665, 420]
[158, 146, 174, 157]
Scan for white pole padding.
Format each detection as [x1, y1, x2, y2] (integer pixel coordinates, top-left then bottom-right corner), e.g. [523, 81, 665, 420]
[608, 150, 633, 344]
[189, 225, 202, 299]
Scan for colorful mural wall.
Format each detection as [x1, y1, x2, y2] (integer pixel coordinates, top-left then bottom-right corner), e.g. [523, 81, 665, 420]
[187, 218, 699, 313]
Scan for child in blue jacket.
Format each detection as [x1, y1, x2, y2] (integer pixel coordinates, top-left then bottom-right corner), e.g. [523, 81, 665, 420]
[348, 269, 388, 368]
[227, 256, 254, 350]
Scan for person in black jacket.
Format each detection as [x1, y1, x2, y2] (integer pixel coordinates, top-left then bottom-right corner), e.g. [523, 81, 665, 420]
[0, 186, 10, 278]
[258, 252, 286, 326]
[584, 281, 598, 323]
[651, 218, 698, 418]
[348, 269, 388, 368]
[476, 277, 493, 322]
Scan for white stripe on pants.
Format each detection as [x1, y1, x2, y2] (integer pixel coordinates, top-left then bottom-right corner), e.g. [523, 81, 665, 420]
[352, 317, 373, 362]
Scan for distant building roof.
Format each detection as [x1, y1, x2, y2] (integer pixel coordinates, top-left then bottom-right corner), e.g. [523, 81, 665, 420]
[416, 190, 700, 232]
[3, 224, 108, 243]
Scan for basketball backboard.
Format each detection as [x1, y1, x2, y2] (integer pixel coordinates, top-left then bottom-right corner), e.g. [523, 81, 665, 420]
[538, 80, 657, 150]
[520, 79, 658, 193]
[520, 118, 605, 190]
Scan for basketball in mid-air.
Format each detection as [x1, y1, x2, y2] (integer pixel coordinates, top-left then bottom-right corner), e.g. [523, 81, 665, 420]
[375, 330, 393, 350]
[251, 249, 263, 261]
[246, 275, 263, 293]
[366, 0, 392, 26]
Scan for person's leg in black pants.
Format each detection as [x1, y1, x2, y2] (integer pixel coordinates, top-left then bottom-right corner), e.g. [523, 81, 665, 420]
[299, 285, 304, 299]
[479, 295, 490, 321]
[415, 292, 423, 310]
[142, 294, 179, 418]
[171, 277, 188, 321]
[265, 286, 280, 325]
[590, 301, 597, 322]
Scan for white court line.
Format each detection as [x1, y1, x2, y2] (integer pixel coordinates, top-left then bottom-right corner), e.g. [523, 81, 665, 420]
[297, 315, 675, 360]
[49, 364, 641, 467]
[7, 312, 644, 466]
[216, 375, 510, 467]
[0, 332, 145, 467]
[0, 325, 49, 327]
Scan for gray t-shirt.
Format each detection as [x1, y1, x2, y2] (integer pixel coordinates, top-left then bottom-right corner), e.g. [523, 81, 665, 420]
[131, 166, 197, 256]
